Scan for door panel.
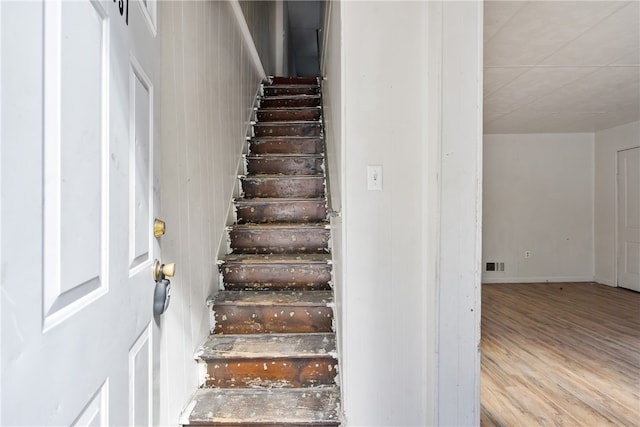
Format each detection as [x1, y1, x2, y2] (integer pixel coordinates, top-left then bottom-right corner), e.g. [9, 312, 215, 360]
[129, 324, 153, 427]
[72, 381, 109, 427]
[1, 0, 161, 425]
[129, 59, 154, 273]
[43, 0, 110, 331]
[617, 147, 640, 291]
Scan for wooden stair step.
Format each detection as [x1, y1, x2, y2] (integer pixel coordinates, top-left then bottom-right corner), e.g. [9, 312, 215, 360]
[249, 137, 324, 155]
[219, 254, 332, 291]
[210, 291, 334, 334]
[253, 121, 322, 138]
[229, 223, 330, 254]
[246, 153, 324, 158]
[211, 290, 333, 307]
[263, 85, 320, 97]
[267, 77, 318, 85]
[241, 175, 325, 198]
[246, 154, 324, 176]
[235, 197, 327, 224]
[221, 253, 331, 264]
[197, 333, 336, 359]
[257, 108, 321, 122]
[195, 333, 337, 388]
[180, 387, 341, 426]
[259, 95, 321, 109]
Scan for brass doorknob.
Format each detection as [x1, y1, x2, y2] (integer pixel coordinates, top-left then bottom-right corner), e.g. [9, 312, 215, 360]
[154, 219, 166, 238]
[153, 259, 176, 281]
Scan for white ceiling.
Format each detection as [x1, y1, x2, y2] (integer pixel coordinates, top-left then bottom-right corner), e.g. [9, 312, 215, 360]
[484, 1, 640, 134]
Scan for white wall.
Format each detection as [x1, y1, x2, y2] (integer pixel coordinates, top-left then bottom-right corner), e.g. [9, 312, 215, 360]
[157, 1, 265, 424]
[340, 3, 430, 424]
[483, 133, 595, 283]
[594, 120, 640, 286]
[339, 1, 483, 425]
[319, 0, 345, 403]
[435, 2, 483, 425]
[239, 0, 277, 76]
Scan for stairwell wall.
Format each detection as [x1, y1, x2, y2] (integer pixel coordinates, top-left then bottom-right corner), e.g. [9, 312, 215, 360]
[328, 1, 483, 425]
[339, 3, 431, 424]
[238, 0, 278, 76]
[157, 1, 266, 424]
[319, 0, 345, 412]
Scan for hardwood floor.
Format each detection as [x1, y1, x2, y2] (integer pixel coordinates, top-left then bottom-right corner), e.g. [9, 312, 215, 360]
[481, 282, 640, 427]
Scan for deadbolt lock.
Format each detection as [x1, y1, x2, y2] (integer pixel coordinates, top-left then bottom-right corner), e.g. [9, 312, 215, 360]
[154, 219, 166, 238]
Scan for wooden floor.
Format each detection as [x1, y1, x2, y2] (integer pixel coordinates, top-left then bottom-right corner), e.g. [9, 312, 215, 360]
[481, 282, 640, 427]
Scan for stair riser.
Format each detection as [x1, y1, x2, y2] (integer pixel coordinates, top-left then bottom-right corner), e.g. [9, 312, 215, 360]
[213, 305, 334, 334]
[189, 423, 340, 427]
[249, 139, 324, 155]
[241, 178, 325, 199]
[246, 157, 324, 176]
[257, 109, 321, 122]
[263, 86, 320, 96]
[203, 357, 338, 388]
[236, 201, 327, 224]
[230, 228, 330, 254]
[269, 77, 318, 85]
[254, 123, 322, 138]
[220, 263, 332, 291]
[260, 97, 320, 108]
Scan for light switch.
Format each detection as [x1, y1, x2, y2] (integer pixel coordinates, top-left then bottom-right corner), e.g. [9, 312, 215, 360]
[367, 165, 383, 190]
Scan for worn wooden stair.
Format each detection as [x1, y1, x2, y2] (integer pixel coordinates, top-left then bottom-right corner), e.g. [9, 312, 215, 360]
[181, 76, 341, 426]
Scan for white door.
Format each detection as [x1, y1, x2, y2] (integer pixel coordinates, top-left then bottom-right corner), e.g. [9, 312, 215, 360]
[1, 0, 162, 425]
[617, 147, 640, 291]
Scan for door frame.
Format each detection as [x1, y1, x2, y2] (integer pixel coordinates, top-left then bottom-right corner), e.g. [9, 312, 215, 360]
[615, 145, 640, 288]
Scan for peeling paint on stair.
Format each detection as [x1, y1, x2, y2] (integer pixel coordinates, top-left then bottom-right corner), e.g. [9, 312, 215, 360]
[182, 78, 342, 426]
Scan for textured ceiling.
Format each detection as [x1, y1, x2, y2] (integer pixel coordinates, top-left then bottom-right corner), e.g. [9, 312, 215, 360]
[484, 1, 640, 134]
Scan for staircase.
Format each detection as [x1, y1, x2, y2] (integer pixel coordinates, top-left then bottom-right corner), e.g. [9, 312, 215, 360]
[180, 77, 342, 426]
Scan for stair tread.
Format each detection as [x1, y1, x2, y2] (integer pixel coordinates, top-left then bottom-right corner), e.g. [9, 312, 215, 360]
[229, 223, 329, 230]
[196, 333, 336, 360]
[234, 197, 326, 204]
[245, 153, 324, 158]
[264, 84, 319, 89]
[258, 106, 321, 111]
[251, 136, 323, 141]
[267, 76, 318, 85]
[254, 121, 322, 126]
[235, 196, 326, 202]
[181, 387, 341, 425]
[220, 254, 331, 264]
[243, 174, 324, 178]
[260, 94, 320, 100]
[210, 290, 333, 307]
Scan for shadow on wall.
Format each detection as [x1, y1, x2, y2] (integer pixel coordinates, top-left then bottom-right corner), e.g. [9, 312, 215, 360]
[286, 0, 321, 76]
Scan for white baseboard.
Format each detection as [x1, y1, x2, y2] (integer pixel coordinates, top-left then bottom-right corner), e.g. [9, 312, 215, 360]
[482, 275, 595, 284]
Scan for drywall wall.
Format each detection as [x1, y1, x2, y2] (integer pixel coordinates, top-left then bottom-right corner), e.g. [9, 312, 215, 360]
[340, 2, 430, 424]
[157, 1, 264, 424]
[334, 1, 483, 424]
[320, 1, 342, 214]
[339, 1, 483, 425]
[483, 133, 595, 283]
[319, 0, 344, 399]
[594, 120, 640, 286]
[238, 0, 277, 76]
[435, 2, 484, 425]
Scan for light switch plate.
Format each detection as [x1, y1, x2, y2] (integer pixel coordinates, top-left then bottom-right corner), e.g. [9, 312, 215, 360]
[367, 165, 383, 190]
